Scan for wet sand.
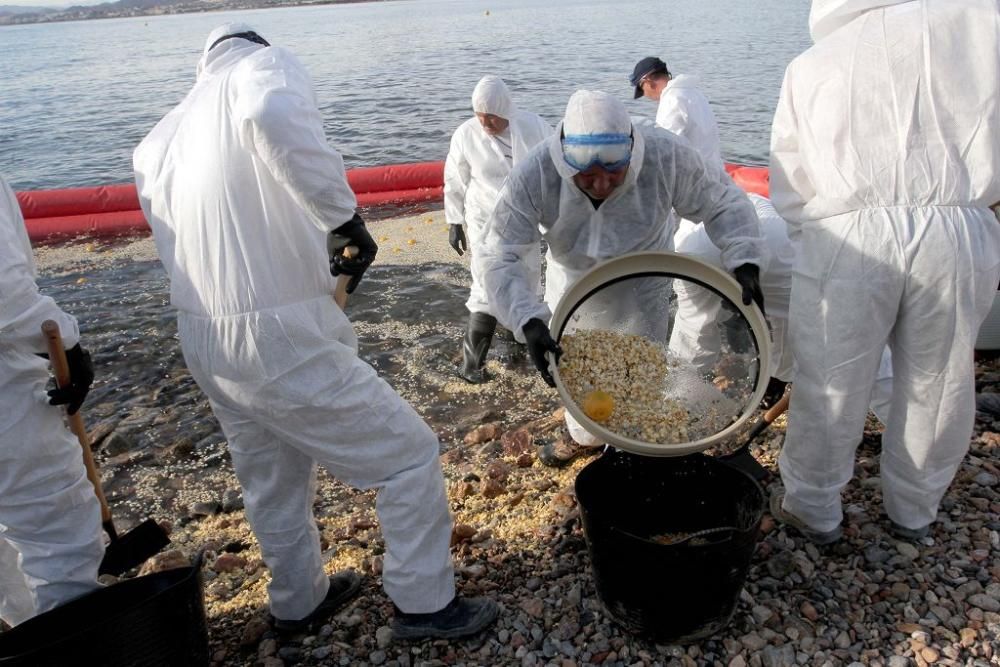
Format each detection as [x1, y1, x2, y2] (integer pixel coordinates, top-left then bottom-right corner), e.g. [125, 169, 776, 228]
[16, 211, 1000, 666]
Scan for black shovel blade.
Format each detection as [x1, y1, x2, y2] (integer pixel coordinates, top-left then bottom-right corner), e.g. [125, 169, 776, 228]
[721, 448, 771, 484]
[99, 519, 171, 576]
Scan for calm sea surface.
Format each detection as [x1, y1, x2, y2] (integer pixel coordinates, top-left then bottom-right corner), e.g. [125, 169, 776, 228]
[0, 0, 811, 190]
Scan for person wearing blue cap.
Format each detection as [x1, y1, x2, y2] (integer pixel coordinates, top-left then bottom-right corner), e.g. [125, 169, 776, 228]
[630, 56, 722, 171]
[477, 90, 766, 466]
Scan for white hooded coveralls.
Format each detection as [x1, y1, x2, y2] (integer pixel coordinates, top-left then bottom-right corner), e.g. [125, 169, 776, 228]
[133, 24, 454, 618]
[444, 76, 552, 319]
[0, 175, 103, 627]
[656, 74, 723, 172]
[770, 0, 1000, 533]
[669, 193, 895, 421]
[480, 91, 764, 446]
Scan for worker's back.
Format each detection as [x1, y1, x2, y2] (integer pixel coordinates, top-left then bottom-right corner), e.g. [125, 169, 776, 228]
[135, 41, 353, 318]
[771, 0, 1000, 221]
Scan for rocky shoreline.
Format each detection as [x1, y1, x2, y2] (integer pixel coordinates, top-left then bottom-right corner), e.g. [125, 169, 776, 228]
[14, 211, 1000, 665]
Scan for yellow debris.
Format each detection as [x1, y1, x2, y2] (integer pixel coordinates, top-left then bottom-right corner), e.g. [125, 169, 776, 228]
[582, 390, 615, 423]
[407, 239, 417, 245]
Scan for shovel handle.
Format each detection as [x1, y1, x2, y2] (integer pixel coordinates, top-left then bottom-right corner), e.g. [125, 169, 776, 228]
[41, 320, 113, 525]
[720, 386, 792, 462]
[333, 246, 360, 310]
[762, 390, 792, 425]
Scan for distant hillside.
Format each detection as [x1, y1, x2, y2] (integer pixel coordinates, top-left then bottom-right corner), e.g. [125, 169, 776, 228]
[0, 0, 377, 24]
[0, 5, 59, 15]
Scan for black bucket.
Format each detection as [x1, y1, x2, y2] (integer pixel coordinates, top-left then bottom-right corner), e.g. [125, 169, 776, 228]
[576, 450, 763, 643]
[0, 559, 208, 667]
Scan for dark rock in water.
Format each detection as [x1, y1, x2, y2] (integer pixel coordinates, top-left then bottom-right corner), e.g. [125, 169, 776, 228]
[158, 436, 195, 462]
[102, 430, 136, 457]
[87, 419, 118, 449]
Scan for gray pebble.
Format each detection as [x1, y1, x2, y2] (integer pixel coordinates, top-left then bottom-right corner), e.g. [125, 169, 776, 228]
[968, 593, 1000, 612]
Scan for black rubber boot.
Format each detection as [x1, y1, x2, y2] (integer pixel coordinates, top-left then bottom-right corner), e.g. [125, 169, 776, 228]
[459, 312, 497, 384]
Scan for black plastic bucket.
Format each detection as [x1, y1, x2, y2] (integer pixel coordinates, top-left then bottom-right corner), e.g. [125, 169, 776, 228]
[576, 450, 763, 643]
[0, 560, 208, 667]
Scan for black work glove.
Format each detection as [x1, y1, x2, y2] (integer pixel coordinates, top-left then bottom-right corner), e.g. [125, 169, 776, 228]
[47, 344, 94, 416]
[522, 318, 562, 388]
[733, 263, 766, 316]
[449, 224, 467, 256]
[328, 213, 378, 294]
[761, 377, 788, 410]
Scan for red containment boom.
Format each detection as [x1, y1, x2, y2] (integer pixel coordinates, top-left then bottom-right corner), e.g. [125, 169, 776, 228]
[17, 161, 768, 241]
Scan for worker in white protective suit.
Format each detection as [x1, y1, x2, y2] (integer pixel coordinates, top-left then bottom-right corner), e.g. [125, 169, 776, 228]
[769, 0, 1000, 545]
[444, 75, 552, 383]
[132, 24, 496, 639]
[669, 192, 896, 421]
[630, 56, 723, 171]
[478, 90, 766, 467]
[0, 174, 104, 627]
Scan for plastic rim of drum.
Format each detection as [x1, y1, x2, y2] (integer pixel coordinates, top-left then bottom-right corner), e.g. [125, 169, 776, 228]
[548, 251, 772, 457]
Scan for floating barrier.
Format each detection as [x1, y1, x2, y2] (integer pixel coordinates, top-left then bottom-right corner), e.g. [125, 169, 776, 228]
[17, 161, 768, 241]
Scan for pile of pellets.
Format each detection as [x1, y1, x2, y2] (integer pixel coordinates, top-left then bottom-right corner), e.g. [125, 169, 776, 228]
[558, 328, 689, 444]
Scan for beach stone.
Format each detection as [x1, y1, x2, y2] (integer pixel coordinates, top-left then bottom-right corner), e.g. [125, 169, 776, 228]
[521, 598, 544, 618]
[481, 478, 506, 498]
[973, 472, 998, 487]
[258, 638, 278, 659]
[277, 647, 301, 661]
[766, 551, 796, 579]
[485, 460, 511, 482]
[370, 650, 387, 665]
[451, 524, 476, 546]
[464, 422, 502, 445]
[761, 645, 795, 667]
[968, 594, 1000, 612]
[103, 431, 136, 456]
[887, 659, 909, 667]
[240, 617, 269, 646]
[213, 553, 247, 573]
[139, 549, 189, 575]
[190, 501, 220, 518]
[896, 542, 920, 561]
[221, 489, 244, 512]
[501, 428, 534, 456]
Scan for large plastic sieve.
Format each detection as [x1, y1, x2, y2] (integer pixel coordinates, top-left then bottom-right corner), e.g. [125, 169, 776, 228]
[548, 251, 771, 457]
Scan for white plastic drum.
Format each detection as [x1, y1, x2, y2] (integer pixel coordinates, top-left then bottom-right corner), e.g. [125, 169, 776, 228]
[548, 251, 771, 457]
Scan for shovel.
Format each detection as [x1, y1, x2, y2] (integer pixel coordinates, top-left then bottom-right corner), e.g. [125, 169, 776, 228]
[41, 320, 170, 576]
[717, 390, 791, 483]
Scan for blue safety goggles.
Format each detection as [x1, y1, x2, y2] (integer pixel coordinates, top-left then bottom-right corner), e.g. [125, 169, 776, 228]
[561, 132, 633, 173]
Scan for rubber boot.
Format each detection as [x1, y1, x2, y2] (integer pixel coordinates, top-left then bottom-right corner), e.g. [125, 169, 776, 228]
[459, 312, 497, 384]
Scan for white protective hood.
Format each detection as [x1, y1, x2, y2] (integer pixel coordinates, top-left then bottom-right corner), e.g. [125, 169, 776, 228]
[809, 0, 916, 41]
[471, 75, 514, 120]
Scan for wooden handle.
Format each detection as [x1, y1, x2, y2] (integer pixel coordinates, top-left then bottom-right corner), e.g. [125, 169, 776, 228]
[41, 320, 113, 524]
[333, 245, 360, 309]
[763, 389, 791, 424]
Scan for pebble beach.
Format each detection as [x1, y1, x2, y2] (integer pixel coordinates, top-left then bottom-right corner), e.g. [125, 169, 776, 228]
[16, 209, 1000, 667]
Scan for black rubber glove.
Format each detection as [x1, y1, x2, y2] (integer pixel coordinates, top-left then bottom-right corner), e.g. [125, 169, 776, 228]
[47, 344, 94, 416]
[449, 225, 467, 256]
[328, 213, 378, 294]
[733, 263, 765, 316]
[522, 318, 562, 388]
